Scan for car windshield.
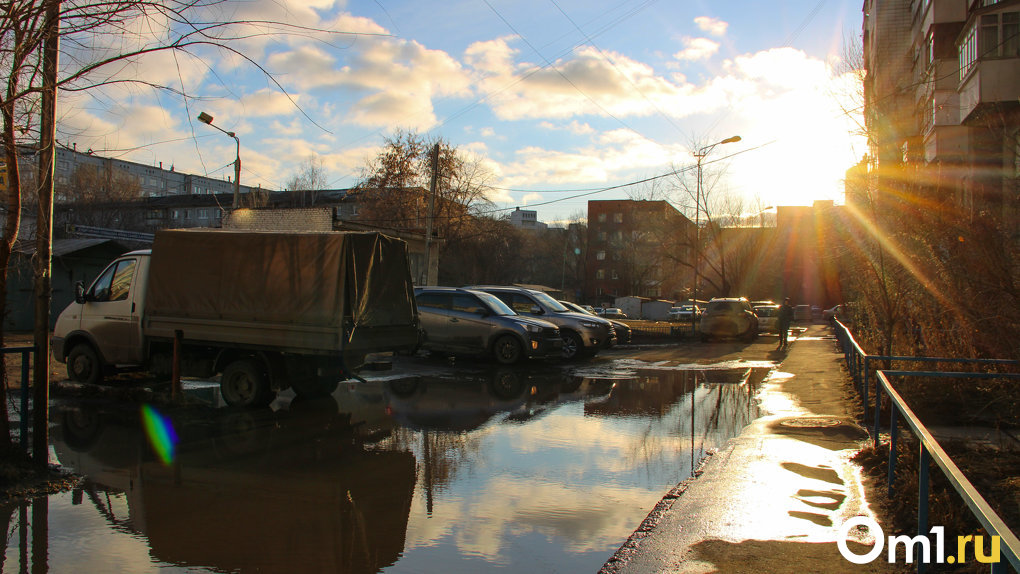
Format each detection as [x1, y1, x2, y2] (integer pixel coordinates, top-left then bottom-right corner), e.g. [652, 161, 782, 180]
[562, 301, 594, 316]
[476, 291, 515, 316]
[532, 291, 569, 312]
[707, 301, 736, 313]
[755, 306, 777, 317]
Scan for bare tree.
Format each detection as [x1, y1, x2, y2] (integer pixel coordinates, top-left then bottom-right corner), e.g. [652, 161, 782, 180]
[285, 154, 329, 207]
[0, 0, 351, 455]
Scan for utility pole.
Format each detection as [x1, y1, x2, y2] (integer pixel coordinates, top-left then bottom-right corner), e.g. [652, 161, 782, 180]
[33, 0, 60, 469]
[422, 143, 439, 285]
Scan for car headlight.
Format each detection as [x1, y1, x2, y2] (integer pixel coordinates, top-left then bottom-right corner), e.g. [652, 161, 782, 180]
[525, 324, 543, 333]
[580, 321, 600, 329]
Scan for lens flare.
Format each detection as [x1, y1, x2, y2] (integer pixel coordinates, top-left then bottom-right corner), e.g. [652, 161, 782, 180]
[141, 404, 178, 465]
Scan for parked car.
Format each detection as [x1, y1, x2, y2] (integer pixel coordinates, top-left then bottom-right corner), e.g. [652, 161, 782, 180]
[414, 287, 562, 364]
[560, 301, 632, 344]
[750, 300, 775, 307]
[794, 304, 812, 322]
[466, 286, 616, 360]
[822, 304, 843, 322]
[753, 304, 781, 333]
[698, 297, 759, 342]
[600, 308, 628, 319]
[667, 304, 701, 323]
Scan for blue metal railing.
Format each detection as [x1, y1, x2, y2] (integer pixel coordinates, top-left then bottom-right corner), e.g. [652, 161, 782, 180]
[1, 346, 36, 451]
[878, 370, 1020, 573]
[832, 320, 1020, 572]
[832, 320, 1020, 446]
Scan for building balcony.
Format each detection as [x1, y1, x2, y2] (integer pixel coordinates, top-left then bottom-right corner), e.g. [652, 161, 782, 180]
[959, 56, 1020, 124]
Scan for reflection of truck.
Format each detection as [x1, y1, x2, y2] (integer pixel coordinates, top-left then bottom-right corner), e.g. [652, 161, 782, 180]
[52, 229, 420, 406]
[52, 399, 416, 574]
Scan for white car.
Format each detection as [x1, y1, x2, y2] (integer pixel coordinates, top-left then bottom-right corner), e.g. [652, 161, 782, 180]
[668, 305, 701, 323]
[753, 304, 781, 333]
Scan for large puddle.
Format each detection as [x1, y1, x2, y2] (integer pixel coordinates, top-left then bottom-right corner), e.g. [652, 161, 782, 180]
[2, 361, 770, 573]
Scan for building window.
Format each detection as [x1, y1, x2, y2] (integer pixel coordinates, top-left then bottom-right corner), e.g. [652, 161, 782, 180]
[596, 250, 606, 260]
[612, 251, 621, 260]
[198, 209, 208, 219]
[597, 213, 607, 223]
[961, 11, 1020, 80]
[598, 231, 607, 241]
[611, 269, 619, 280]
[172, 210, 179, 220]
[183, 210, 190, 219]
[613, 213, 623, 223]
[612, 231, 623, 241]
[595, 269, 605, 279]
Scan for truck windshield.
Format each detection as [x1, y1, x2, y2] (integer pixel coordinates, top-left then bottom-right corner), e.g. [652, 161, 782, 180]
[476, 292, 515, 316]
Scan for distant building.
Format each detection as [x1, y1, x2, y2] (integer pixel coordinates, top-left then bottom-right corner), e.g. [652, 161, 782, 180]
[15, 144, 269, 200]
[585, 200, 694, 305]
[509, 207, 547, 231]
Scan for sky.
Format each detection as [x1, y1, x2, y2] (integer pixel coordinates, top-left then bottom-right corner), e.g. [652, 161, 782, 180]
[56, 0, 867, 226]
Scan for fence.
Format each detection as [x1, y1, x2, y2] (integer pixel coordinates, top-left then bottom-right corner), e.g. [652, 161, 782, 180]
[1, 345, 36, 452]
[833, 319, 1020, 572]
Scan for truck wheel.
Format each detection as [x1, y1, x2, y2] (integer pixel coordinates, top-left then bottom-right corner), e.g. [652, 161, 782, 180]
[493, 335, 523, 364]
[561, 331, 584, 360]
[221, 360, 274, 408]
[67, 344, 103, 385]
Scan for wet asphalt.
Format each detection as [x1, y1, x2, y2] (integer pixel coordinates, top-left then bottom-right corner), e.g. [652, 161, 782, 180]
[600, 324, 890, 574]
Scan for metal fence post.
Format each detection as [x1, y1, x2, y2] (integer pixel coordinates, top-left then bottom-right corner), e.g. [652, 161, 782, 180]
[888, 407, 898, 496]
[20, 350, 30, 451]
[918, 445, 930, 572]
[873, 381, 882, 449]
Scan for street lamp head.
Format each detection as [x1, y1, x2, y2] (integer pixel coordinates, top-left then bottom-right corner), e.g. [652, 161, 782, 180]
[720, 135, 741, 144]
[197, 111, 214, 125]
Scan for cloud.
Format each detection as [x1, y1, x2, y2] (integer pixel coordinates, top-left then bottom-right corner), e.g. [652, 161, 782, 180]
[694, 16, 728, 36]
[520, 192, 542, 204]
[266, 35, 472, 129]
[673, 37, 720, 61]
[539, 120, 595, 135]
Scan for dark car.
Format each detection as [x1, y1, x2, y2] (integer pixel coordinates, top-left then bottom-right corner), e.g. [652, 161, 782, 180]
[698, 297, 759, 342]
[560, 300, 632, 344]
[414, 287, 562, 364]
[466, 286, 616, 359]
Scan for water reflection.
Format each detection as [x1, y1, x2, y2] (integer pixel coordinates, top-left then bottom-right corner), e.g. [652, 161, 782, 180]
[11, 363, 767, 573]
[46, 399, 416, 573]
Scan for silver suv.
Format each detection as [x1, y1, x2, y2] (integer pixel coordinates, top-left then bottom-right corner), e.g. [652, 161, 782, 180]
[466, 286, 616, 359]
[414, 287, 562, 364]
[698, 297, 759, 342]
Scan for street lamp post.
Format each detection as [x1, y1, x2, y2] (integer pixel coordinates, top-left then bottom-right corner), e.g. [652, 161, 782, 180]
[197, 111, 241, 209]
[691, 135, 741, 336]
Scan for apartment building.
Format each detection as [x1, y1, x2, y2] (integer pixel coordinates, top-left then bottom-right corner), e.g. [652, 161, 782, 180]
[863, 0, 1019, 226]
[16, 144, 268, 200]
[585, 200, 694, 304]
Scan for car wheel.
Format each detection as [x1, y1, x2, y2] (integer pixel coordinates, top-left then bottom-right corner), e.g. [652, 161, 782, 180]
[67, 343, 103, 385]
[220, 359, 275, 408]
[561, 331, 584, 360]
[493, 335, 524, 364]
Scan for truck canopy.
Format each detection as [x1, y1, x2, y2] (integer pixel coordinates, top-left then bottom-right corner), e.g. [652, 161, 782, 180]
[145, 229, 419, 354]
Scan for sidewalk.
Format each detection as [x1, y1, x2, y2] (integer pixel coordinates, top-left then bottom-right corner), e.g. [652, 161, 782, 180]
[602, 324, 891, 573]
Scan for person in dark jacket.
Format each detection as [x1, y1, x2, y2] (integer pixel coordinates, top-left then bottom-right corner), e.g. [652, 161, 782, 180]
[777, 297, 794, 350]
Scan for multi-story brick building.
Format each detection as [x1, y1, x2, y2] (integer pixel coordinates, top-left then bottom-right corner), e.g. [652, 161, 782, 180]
[584, 200, 694, 305]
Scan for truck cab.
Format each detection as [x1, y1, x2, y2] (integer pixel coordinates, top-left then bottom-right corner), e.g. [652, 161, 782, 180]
[53, 250, 151, 384]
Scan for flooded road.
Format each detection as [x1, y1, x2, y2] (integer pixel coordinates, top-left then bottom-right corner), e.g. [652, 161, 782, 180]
[2, 357, 772, 573]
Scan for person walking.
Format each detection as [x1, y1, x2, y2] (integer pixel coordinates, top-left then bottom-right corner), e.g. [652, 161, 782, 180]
[777, 297, 794, 350]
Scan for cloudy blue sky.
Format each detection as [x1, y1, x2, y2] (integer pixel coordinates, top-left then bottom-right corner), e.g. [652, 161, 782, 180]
[58, 0, 866, 224]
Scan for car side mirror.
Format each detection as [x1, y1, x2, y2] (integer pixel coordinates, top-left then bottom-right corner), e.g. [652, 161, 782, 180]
[74, 281, 87, 304]
[529, 305, 543, 315]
